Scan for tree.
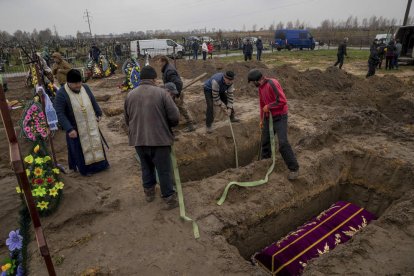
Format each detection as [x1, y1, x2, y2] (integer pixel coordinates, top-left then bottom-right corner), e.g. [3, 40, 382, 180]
[31, 29, 39, 42]
[294, 19, 301, 28]
[368, 16, 379, 30]
[362, 18, 369, 28]
[216, 29, 223, 41]
[13, 30, 24, 41]
[252, 24, 257, 32]
[0, 31, 12, 44]
[286, 21, 293, 29]
[320, 19, 330, 30]
[352, 17, 359, 28]
[268, 23, 275, 31]
[276, 21, 284, 30]
[38, 28, 52, 43]
[345, 16, 353, 29]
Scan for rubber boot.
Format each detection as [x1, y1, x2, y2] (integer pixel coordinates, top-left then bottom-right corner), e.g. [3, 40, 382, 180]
[184, 121, 196, 132]
[163, 193, 178, 210]
[144, 187, 156, 202]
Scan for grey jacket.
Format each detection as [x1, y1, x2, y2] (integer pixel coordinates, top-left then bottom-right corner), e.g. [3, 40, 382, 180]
[124, 80, 179, 146]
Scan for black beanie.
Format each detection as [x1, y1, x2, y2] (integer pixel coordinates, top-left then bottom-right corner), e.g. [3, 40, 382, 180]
[224, 71, 235, 80]
[66, 69, 82, 83]
[140, 65, 157, 80]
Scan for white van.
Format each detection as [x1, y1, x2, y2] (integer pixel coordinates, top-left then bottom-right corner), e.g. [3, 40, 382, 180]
[130, 39, 185, 59]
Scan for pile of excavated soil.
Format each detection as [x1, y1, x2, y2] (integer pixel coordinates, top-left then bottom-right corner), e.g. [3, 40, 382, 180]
[1, 60, 414, 275]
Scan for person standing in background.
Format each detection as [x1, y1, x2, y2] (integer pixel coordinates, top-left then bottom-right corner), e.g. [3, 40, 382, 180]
[202, 41, 208, 61]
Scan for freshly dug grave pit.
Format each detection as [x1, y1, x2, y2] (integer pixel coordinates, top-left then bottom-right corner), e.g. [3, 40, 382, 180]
[225, 181, 393, 261]
[220, 149, 413, 270]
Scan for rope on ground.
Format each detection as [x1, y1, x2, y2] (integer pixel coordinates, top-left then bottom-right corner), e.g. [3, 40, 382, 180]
[217, 118, 276, 206]
[171, 145, 200, 239]
[228, 117, 239, 168]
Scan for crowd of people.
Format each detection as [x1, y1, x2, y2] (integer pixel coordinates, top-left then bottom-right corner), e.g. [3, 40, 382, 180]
[332, 36, 402, 78]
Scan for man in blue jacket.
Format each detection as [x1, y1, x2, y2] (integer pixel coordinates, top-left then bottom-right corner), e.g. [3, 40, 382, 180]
[54, 69, 109, 176]
[243, 39, 253, 61]
[203, 71, 239, 133]
[192, 40, 199, 60]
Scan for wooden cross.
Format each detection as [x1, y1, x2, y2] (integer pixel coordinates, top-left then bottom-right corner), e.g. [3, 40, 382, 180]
[0, 83, 56, 275]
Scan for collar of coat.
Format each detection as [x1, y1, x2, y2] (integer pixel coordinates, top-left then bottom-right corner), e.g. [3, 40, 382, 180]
[140, 79, 156, 86]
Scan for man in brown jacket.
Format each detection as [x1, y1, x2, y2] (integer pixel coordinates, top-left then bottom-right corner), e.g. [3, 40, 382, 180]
[124, 65, 180, 209]
[51, 52, 72, 86]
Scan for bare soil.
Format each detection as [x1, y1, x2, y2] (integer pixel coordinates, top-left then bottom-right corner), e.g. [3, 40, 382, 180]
[1, 59, 414, 275]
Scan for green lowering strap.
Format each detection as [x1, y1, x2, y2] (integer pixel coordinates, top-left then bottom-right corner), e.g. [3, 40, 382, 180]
[228, 117, 239, 168]
[217, 117, 276, 206]
[171, 145, 200, 239]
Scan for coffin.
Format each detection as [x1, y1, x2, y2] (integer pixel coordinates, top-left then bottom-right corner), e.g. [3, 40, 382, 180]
[253, 201, 376, 275]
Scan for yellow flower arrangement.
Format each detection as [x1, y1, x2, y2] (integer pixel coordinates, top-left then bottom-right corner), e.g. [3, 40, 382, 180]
[24, 155, 34, 164]
[37, 201, 49, 210]
[32, 186, 46, 197]
[16, 187, 22, 194]
[33, 144, 40, 153]
[49, 187, 59, 197]
[54, 182, 64, 190]
[52, 168, 60, 174]
[35, 157, 44, 164]
[33, 167, 43, 177]
[1, 263, 11, 272]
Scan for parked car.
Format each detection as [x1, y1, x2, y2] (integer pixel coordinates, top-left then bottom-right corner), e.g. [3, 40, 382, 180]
[274, 29, 316, 51]
[201, 36, 214, 42]
[130, 39, 185, 59]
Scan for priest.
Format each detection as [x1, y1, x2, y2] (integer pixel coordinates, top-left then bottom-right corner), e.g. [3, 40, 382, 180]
[55, 69, 109, 176]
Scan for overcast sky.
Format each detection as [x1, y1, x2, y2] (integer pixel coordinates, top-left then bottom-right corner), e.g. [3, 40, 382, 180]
[0, 0, 412, 36]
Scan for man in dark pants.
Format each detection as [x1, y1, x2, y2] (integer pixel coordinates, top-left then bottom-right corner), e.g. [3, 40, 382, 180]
[256, 36, 264, 61]
[159, 55, 195, 132]
[192, 40, 199, 60]
[333, 37, 348, 69]
[243, 39, 253, 61]
[124, 65, 180, 209]
[203, 71, 239, 133]
[248, 69, 299, 180]
[366, 39, 380, 78]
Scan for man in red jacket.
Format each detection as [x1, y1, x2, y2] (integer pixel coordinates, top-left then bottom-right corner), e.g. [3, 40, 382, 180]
[248, 69, 299, 180]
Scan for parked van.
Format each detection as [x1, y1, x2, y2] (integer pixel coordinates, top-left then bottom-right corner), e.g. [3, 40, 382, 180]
[274, 29, 315, 51]
[394, 25, 414, 63]
[130, 39, 185, 59]
[375, 33, 392, 44]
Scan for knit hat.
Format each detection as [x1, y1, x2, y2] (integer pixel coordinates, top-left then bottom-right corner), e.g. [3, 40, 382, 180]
[66, 69, 82, 83]
[164, 82, 179, 95]
[52, 52, 61, 58]
[224, 71, 235, 80]
[140, 65, 157, 80]
[247, 69, 263, 82]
